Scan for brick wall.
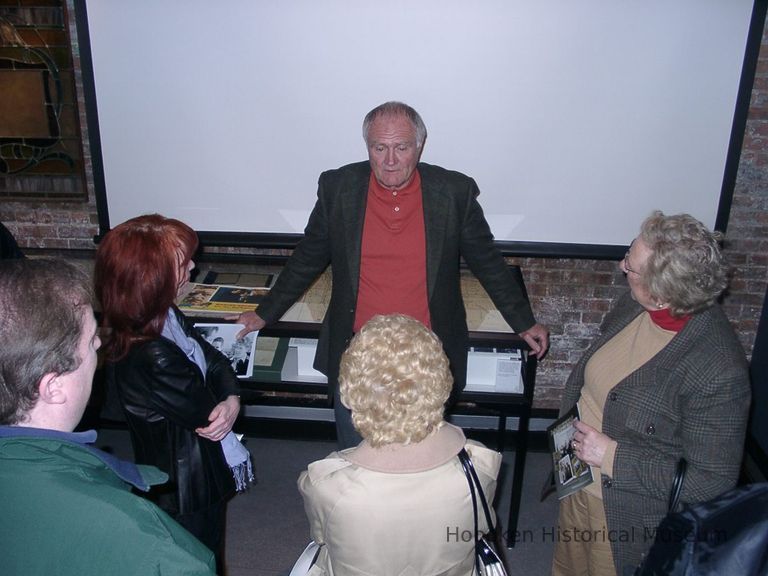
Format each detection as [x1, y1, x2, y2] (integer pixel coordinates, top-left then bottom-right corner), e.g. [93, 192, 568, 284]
[721, 24, 768, 369]
[510, 257, 628, 407]
[3, 2, 767, 408]
[0, 0, 99, 249]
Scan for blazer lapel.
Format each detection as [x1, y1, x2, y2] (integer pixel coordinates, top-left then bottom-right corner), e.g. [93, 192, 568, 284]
[630, 308, 710, 385]
[341, 165, 370, 300]
[607, 303, 708, 391]
[421, 166, 449, 302]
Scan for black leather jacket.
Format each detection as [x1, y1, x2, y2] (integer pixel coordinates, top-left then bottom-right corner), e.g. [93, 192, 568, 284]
[109, 307, 239, 516]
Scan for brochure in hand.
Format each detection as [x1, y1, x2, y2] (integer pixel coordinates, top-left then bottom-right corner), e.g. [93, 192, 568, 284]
[546, 405, 594, 500]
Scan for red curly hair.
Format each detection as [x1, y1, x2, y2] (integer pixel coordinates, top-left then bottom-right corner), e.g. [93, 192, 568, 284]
[94, 214, 198, 360]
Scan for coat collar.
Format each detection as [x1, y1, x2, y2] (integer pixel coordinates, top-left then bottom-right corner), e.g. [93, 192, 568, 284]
[591, 293, 721, 385]
[0, 426, 167, 492]
[341, 422, 466, 473]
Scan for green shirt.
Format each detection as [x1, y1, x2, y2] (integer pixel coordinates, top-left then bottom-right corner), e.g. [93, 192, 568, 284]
[0, 429, 217, 576]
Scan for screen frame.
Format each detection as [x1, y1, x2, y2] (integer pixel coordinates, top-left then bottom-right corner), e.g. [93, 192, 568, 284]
[74, 0, 767, 259]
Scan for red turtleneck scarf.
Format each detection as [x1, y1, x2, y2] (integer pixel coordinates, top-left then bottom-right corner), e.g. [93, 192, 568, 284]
[648, 307, 690, 332]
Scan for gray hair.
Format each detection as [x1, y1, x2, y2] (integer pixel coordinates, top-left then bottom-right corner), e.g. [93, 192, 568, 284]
[639, 211, 729, 316]
[362, 101, 428, 149]
[0, 259, 93, 424]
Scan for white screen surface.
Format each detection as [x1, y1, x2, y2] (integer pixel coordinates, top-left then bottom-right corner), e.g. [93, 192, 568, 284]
[83, 0, 755, 248]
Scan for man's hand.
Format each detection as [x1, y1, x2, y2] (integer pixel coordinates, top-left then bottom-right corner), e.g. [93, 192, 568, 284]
[225, 311, 266, 339]
[519, 323, 549, 359]
[196, 395, 240, 441]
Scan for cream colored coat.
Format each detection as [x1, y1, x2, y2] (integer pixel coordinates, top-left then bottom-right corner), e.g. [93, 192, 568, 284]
[298, 423, 502, 576]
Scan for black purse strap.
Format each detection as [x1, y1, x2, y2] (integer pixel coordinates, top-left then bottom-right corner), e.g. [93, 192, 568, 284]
[459, 449, 482, 574]
[668, 457, 687, 513]
[458, 448, 497, 539]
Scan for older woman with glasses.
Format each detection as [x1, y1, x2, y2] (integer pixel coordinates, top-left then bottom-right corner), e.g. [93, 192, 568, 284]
[552, 211, 751, 576]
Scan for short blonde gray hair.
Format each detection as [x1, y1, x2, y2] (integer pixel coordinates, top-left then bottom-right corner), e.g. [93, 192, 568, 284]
[639, 211, 729, 316]
[339, 314, 452, 447]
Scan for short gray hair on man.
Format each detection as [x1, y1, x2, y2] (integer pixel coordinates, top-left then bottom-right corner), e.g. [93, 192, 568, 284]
[362, 101, 428, 149]
[639, 211, 729, 316]
[0, 259, 93, 425]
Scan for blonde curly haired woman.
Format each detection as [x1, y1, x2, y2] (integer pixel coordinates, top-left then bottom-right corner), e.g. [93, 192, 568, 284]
[298, 314, 502, 576]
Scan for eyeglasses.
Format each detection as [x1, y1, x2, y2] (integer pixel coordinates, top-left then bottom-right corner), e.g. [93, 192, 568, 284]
[623, 250, 641, 276]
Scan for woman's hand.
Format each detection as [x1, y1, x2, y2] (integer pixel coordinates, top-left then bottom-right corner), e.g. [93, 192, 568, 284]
[196, 395, 241, 441]
[571, 419, 613, 468]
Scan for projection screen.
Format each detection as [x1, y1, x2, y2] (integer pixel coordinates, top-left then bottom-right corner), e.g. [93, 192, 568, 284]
[77, 0, 762, 257]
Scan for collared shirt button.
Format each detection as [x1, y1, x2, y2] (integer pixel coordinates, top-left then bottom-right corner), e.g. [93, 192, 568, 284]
[609, 391, 618, 401]
[392, 191, 397, 197]
[646, 424, 656, 435]
[602, 478, 613, 488]
[394, 206, 400, 212]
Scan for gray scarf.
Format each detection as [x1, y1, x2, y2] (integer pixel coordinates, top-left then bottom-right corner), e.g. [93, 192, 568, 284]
[162, 309, 254, 491]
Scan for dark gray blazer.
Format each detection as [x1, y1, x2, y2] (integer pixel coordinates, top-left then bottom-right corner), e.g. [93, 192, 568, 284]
[256, 161, 536, 397]
[561, 291, 751, 576]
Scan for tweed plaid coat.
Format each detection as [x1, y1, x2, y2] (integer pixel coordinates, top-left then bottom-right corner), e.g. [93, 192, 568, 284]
[560, 291, 750, 576]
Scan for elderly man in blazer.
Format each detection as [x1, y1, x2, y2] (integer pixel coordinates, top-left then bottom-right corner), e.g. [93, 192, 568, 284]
[235, 101, 548, 447]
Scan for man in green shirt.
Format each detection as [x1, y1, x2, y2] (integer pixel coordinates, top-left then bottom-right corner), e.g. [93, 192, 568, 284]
[0, 259, 217, 576]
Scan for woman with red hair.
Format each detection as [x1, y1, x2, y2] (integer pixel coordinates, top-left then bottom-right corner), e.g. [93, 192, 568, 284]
[95, 214, 252, 571]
